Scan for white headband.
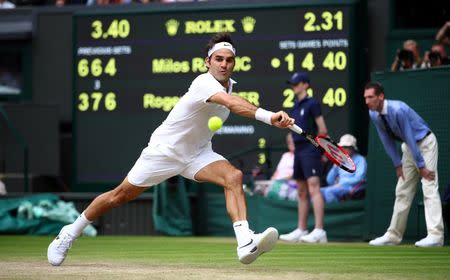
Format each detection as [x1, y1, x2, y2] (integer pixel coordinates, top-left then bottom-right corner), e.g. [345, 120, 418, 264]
[207, 42, 236, 57]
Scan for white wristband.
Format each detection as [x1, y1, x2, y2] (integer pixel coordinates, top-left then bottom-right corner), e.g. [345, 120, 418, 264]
[255, 108, 275, 125]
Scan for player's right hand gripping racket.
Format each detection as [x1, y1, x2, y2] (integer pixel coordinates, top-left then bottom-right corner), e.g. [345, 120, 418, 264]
[289, 124, 356, 173]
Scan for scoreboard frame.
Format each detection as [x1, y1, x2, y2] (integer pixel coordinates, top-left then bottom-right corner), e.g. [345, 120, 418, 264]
[72, 0, 367, 192]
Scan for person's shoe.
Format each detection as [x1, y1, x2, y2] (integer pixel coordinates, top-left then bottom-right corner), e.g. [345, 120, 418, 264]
[237, 227, 278, 264]
[415, 236, 443, 247]
[47, 225, 77, 266]
[300, 228, 327, 243]
[279, 228, 308, 243]
[369, 233, 400, 246]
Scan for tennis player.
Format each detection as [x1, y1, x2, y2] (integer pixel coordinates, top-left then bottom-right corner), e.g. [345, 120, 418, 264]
[48, 32, 294, 266]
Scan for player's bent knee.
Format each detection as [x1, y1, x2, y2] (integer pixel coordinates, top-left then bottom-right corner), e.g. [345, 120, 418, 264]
[224, 169, 243, 189]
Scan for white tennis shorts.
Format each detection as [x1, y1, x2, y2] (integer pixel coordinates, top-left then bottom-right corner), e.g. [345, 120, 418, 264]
[127, 145, 225, 187]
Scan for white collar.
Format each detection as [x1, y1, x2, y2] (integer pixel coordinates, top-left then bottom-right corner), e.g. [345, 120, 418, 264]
[207, 72, 236, 93]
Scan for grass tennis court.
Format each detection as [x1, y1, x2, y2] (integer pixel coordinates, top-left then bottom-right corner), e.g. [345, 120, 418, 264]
[0, 235, 449, 280]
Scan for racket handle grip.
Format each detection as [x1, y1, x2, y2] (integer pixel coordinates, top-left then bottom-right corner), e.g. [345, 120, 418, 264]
[289, 124, 304, 135]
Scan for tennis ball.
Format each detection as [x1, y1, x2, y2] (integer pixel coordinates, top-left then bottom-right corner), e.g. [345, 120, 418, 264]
[208, 116, 223, 132]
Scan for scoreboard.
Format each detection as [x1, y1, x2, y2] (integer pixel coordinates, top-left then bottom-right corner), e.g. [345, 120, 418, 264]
[73, 0, 366, 190]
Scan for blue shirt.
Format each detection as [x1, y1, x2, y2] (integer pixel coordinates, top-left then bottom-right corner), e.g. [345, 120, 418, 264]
[369, 99, 430, 168]
[290, 96, 322, 147]
[326, 153, 367, 187]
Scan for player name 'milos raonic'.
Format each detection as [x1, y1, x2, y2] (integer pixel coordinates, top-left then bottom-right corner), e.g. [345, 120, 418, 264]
[152, 56, 251, 74]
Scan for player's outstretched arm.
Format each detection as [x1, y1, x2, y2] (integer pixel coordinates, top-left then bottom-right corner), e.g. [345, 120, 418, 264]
[208, 91, 257, 118]
[208, 92, 293, 128]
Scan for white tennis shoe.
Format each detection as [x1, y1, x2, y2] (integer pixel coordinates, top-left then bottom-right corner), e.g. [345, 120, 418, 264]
[237, 227, 278, 264]
[47, 225, 77, 266]
[279, 228, 308, 243]
[300, 228, 328, 243]
[415, 236, 443, 247]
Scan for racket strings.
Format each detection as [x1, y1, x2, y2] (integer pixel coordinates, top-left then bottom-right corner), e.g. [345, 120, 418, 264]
[317, 137, 355, 171]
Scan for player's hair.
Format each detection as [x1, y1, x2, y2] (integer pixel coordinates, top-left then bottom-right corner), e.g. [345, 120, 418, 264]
[364, 81, 384, 96]
[206, 32, 234, 56]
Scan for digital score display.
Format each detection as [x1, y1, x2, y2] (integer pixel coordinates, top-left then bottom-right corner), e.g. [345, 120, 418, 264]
[73, 1, 365, 189]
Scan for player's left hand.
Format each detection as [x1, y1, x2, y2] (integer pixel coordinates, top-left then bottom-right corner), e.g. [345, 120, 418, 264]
[271, 111, 294, 128]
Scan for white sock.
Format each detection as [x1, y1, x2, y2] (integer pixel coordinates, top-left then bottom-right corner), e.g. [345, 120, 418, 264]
[68, 212, 92, 237]
[233, 220, 252, 247]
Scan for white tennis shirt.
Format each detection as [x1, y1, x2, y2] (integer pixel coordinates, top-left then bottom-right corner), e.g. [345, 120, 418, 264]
[149, 72, 235, 163]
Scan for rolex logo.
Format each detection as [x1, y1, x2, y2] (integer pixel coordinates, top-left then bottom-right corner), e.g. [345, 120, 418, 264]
[165, 19, 180, 36]
[241, 16, 256, 33]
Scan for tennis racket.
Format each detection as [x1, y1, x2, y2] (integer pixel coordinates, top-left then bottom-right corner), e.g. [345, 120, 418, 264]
[289, 124, 356, 173]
